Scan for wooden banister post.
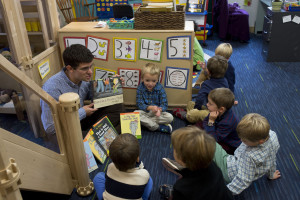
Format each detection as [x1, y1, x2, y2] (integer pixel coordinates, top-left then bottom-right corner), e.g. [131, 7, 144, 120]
[0, 136, 22, 200]
[58, 93, 94, 196]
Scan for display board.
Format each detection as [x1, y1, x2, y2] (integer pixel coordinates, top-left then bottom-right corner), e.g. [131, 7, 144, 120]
[58, 21, 194, 108]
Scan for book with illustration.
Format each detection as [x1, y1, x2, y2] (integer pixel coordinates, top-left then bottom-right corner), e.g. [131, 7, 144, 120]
[83, 137, 98, 173]
[90, 77, 123, 109]
[90, 116, 118, 155]
[120, 112, 142, 139]
[84, 129, 107, 164]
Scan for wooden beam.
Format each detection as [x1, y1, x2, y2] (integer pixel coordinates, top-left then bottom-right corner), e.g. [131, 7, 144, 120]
[36, 0, 50, 48]
[0, 0, 32, 64]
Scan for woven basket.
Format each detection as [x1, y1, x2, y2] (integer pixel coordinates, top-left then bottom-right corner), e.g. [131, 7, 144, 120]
[134, 6, 185, 30]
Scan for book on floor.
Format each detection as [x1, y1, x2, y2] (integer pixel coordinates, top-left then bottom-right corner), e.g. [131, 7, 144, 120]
[120, 112, 142, 139]
[84, 129, 107, 164]
[83, 137, 98, 173]
[90, 77, 123, 109]
[90, 116, 118, 155]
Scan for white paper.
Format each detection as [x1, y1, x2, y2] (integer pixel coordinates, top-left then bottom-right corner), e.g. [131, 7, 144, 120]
[167, 36, 191, 59]
[139, 39, 163, 62]
[292, 15, 300, 24]
[165, 67, 189, 89]
[114, 38, 136, 61]
[119, 69, 140, 88]
[64, 37, 86, 47]
[282, 15, 292, 23]
[87, 36, 109, 60]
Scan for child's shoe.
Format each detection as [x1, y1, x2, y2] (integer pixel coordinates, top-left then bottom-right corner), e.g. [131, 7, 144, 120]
[159, 184, 173, 200]
[159, 124, 172, 133]
[162, 158, 183, 177]
[172, 108, 187, 120]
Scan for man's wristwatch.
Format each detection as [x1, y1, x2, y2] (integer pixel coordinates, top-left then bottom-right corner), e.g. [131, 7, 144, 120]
[207, 121, 214, 126]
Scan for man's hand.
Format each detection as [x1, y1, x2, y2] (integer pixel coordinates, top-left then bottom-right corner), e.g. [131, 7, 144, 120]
[270, 170, 281, 180]
[113, 74, 125, 86]
[83, 103, 98, 116]
[209, 111, 219, 122]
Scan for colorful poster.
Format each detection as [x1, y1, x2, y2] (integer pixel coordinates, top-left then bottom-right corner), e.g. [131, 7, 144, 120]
[167, 35, 191, 60]
[96, 0, 128, 19]
[113, 37, 137, 61]
[87, 35, 110, 61]
[118, 68, 141, 88]
[93, 67, 116, 80]
[165, 66, 189, 89]
[64, 37, 86, 48]
[139, 38, 163, 62]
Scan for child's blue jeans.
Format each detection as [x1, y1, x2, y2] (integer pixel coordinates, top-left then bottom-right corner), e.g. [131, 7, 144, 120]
[93, 172, 153, 200]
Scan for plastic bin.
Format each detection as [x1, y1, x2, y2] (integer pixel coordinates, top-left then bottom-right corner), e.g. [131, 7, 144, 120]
[107, 18, 134, 29]
[195, 30, 208, 40]
[200, 24, 213, 36]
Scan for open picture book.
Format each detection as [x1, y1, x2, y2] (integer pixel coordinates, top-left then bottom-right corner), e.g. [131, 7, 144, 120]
[89, 116, 119, 155]
[84, 130, 107, 164]
[90, 77, 123, 109]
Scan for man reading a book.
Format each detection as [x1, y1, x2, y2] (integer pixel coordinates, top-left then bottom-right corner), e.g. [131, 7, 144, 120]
[40, 44, 125, 149]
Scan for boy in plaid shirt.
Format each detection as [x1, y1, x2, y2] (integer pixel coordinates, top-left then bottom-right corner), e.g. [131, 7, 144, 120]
[214, 113, 281, 195]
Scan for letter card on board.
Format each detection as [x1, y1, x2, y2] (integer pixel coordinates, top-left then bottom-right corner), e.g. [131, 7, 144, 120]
[167, 36, 191, 60]
[164, 66, 189, 90]
[87, 35, 110, 61]
[113, 38, 137, 61]
[139, 38, 163, 62]
[64, 37, 86, 48]
[118, 68, 141, 89]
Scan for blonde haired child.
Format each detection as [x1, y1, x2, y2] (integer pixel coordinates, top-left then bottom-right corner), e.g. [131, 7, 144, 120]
[135, 63, 173, 133]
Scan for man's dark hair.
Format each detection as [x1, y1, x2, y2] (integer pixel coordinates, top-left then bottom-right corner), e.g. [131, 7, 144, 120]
[62, 44, 94, 69]
[109, 133, 140, 172]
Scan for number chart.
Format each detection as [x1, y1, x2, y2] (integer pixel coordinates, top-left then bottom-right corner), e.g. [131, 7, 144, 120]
[113, 38, 137, 61]
[63, 37, 86, 48]
[165, 67, 189, 90]
[118, 68, 141, 89]
[96, 0, 128, 19]
[139, 38, 163, 62]
[87, 35, 110, 61]
[167, 36, 191, 60]
[93, 67, 116, 80]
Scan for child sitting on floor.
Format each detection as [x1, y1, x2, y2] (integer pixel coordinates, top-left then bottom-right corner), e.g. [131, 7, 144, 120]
[213, 113, 281, 195]
[195, 43, 236, 93]
[93, 133, 153, 200]
[135, 63, 173, 133]
[173, 55, 229, 123]
[160, 126, 233, 200]
[203, 88, 241, 154]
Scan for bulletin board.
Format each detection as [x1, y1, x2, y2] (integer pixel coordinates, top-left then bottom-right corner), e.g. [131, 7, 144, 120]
[58, 21, 194, 108]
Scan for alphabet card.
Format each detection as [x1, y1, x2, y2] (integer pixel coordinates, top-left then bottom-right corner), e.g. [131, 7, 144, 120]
[113, 38, 137, 61]
[64, 37, 86, 48]
[165, 67, 189, 90]
[139, 38, 163, 62]
[93, 67, 116, 80]
[118, 68, 141, 89]
[167, 36, 191, 60]
[87, 35, 110, 61]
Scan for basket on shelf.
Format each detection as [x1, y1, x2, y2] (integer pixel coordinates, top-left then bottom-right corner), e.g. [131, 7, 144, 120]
[134, 5, 185, 30]
[106, 18, 134, 29]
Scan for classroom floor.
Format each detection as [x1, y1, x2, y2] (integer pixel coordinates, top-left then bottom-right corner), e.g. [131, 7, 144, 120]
[1, 33, 300, 200]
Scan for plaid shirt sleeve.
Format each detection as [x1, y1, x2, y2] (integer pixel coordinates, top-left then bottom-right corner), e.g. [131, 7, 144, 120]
[227, 153, 256, 195]
[136, 84, 148, 111]
[158, 85, 168, 112]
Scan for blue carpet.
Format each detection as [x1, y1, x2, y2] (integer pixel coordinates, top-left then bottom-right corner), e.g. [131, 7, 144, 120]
[1, 33, 300, 200]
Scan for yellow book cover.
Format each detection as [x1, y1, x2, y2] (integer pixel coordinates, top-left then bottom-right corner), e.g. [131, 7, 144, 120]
[84, 129, 107, 164]
[120, 112, 142, 139]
